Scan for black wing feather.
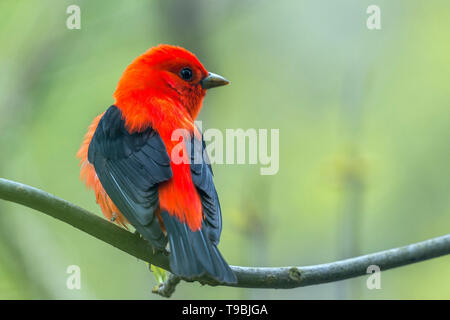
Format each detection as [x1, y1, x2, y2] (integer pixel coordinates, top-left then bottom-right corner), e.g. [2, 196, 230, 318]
[161, 211, 236, 283]
[159, 129, 236, 284]
[189, 131, 222, 245]
[88, 107, 235, 283]
[88, 105, 172, 249]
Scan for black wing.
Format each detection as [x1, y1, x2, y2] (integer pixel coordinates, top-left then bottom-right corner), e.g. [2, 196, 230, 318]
[159, 128, 236, 283]
[189, 130, 222, 244]
[88, 105, 172, 249]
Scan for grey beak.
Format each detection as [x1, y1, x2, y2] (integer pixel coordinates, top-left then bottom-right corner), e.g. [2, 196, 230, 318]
[201, 72, 230, 89]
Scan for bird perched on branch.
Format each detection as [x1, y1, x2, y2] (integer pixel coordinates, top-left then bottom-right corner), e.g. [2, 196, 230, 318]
[77, 44, 236, 284]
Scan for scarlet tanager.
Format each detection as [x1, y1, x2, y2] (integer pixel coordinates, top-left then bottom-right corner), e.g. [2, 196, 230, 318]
[77, 44, 236, 283]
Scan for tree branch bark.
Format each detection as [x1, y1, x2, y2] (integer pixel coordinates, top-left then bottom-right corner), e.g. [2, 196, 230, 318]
[152, 273, 181, 298]
[0, 178, 449, 292]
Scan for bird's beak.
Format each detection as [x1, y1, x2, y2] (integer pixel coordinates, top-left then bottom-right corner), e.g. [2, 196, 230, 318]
[201, 72, 230, 89]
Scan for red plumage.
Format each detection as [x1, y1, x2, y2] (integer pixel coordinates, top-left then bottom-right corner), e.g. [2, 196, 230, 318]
[77, 44, 235, 283]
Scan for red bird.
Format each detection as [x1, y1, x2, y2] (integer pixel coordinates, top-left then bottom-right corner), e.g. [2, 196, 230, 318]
[77, 44, 236, 283]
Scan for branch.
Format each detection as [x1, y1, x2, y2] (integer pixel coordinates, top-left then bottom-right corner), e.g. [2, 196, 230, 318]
[0, 178, 170, 270]
[152, 274, 181, 298]
[1, 178, 449, 293]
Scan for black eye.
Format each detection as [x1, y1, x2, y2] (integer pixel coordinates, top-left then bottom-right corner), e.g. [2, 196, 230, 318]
[179, 67, 193, 81]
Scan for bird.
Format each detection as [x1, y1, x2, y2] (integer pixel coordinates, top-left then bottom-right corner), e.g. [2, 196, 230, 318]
[77, 44, 236, 284]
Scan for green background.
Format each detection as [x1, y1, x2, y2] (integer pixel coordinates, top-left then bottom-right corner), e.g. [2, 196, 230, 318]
[0, 0, 449, 299]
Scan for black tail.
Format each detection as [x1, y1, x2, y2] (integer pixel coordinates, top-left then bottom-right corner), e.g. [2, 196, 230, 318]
[161, 211, 237, 284]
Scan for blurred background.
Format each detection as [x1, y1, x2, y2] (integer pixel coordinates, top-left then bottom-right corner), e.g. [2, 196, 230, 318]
[0, 0, 449, 299]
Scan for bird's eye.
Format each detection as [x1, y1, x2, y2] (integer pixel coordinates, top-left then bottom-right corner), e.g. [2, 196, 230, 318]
[179, 67, 193, 81]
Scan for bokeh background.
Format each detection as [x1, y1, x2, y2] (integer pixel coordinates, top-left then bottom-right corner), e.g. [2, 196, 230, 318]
[0, 0, 449, 299]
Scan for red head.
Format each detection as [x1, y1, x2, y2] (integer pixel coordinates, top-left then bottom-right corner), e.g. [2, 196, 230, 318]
[113, 44, 229, 133]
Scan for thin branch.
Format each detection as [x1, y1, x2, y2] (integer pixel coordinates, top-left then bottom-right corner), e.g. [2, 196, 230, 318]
[229, 233, 450, 288]
[152, 274, 181, 298]
[0, 178, 449, 293]
[0, 178, 170, 270]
